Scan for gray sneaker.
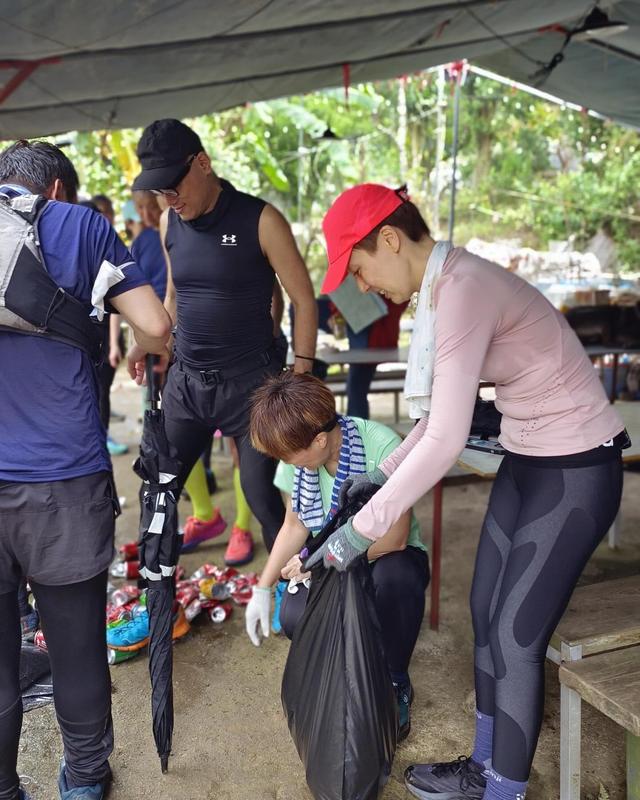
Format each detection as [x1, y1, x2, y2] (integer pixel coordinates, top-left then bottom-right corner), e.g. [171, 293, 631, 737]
[404, 755, 487, 800]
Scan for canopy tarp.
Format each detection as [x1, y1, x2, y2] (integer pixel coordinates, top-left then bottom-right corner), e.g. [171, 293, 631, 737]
[0, 0, 638, 138]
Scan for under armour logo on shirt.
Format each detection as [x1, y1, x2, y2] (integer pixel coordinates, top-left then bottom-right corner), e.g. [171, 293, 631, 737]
[221, 234, 237, 245]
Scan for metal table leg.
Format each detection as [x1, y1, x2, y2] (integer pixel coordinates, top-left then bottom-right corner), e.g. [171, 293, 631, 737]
[560, 643, 583, 800]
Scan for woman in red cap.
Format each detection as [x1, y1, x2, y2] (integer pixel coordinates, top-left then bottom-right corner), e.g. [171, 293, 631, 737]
[306, 184, 627, 800]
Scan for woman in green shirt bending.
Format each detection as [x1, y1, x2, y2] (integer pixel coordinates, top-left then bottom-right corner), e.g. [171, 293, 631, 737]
[245, 371, 429, 740]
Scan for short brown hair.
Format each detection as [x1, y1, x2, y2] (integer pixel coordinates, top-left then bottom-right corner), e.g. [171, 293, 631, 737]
[250, 371, 336, 461]
[355, 199, 430, 254]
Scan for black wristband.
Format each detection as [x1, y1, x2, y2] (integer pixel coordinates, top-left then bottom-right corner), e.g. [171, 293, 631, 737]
[294, 354, 315, 362]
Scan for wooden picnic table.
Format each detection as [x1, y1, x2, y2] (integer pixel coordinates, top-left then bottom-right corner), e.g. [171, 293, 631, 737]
[457, 400, 640, 549]
[547, 575, 640, 800]
[559, 642, 640, 800]
[393, 401, 639, 631]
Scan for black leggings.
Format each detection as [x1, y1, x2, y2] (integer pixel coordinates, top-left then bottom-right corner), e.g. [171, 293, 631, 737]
[162, 361, 285, 551]
[470, 454, 623, 781]
[0, 572, 112, 799]
[280, 546, 430, 676]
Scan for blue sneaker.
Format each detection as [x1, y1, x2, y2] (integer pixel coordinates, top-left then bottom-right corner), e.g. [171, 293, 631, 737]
[58, 761, 111, 800]
[106, 436, 128, 456]
[106, 609, 149, 651]
[271, 580, 287, 634]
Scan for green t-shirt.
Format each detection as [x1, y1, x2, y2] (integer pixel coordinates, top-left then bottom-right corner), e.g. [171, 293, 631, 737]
[274, 417, 425, 552]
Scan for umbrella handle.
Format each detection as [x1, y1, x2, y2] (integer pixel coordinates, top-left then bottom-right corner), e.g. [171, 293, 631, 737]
[146, 354, 161, 410]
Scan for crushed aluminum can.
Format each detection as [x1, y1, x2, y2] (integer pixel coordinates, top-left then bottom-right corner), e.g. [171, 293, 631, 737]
[209, 602, 233, 623]
[108, 647, 138, 665]
[198, 577, 231, 601]
[110, 584, 140, 606]
[230, 586, 253, 606]
[190, 564, 216, 581]
[106, 604, 132, 624]
[118, 541, 138, 561]
[212, 566, 238, 582]
[176, 585, 199, 608]
[184, 598, 204, 622]
[109, 561, 140, 579]
[110, 589, 132, 607]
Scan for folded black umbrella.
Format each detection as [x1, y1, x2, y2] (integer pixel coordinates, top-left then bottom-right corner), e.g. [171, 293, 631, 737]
[133, 356, 182, 773]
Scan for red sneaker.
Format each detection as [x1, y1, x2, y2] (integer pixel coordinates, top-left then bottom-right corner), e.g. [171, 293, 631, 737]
[224, 525, 254, 567]
[182, 508, 227, 553]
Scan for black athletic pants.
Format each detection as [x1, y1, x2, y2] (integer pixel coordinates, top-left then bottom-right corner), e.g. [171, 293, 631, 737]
[470, 453, 623, 781]
[0, 572, 112, 799]
[161, 354, 285, 551]
[280, 546, 430, 677]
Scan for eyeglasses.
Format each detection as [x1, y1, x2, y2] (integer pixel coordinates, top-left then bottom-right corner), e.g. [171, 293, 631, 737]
[150, 154, 197, 197]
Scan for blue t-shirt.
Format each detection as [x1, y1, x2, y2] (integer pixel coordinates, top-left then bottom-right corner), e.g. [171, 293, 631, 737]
[0, 192, 148, 482]
[131, 227, 167, 301]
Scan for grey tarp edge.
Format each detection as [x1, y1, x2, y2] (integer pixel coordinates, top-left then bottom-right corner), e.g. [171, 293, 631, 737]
[0, 0, 637, 137]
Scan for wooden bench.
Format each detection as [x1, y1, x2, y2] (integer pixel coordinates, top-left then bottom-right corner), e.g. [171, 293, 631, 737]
[547, 575, 640, 800]
[559, 646, 640, 800]
[330, 377, 406, 422]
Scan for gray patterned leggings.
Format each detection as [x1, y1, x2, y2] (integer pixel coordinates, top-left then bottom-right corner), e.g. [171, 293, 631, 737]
[470, 453, 623, 781]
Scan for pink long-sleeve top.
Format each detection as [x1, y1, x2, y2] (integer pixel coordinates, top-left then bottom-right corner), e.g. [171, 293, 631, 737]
[354, 247, 624, 540]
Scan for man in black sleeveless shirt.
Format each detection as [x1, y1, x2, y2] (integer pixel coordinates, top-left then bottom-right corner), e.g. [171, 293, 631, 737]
[131, 119, 317, 562]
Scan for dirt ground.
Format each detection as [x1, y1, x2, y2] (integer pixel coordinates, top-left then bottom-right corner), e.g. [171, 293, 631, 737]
[18, 373, 640, 800]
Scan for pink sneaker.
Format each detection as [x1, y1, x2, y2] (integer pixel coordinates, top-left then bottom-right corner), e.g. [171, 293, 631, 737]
[182, 509, 227, 553]
[224, 525, 254, 567]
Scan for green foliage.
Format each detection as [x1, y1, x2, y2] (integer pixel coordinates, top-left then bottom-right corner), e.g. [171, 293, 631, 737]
[3, 70, 638, 282]
[455, 74, 640, 269]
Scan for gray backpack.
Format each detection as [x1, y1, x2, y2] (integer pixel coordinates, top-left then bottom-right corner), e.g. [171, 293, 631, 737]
[0, 193, 102, 361]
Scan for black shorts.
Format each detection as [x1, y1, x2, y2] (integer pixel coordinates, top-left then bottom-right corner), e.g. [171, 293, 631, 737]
[162, 348, 284, 439]
[0, 471, 118, 593]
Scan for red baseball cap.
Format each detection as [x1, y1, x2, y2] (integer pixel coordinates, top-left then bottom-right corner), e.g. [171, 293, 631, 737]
[321, 183, 409, 294]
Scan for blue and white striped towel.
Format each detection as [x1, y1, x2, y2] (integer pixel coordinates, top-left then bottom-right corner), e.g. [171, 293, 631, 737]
[292, 415, 366, 531]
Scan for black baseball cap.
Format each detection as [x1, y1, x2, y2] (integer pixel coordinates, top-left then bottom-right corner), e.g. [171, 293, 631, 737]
[132, 119, 204, 191]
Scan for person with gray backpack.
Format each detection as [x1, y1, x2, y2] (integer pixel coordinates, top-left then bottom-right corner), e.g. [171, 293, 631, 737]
[0, 140, 171, 800]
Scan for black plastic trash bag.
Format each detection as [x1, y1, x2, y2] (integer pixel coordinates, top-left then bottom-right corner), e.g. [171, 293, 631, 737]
[281, 489, 397, 800]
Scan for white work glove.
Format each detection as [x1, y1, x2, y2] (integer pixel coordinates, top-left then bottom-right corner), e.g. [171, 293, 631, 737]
[245, 586, 271, 647]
